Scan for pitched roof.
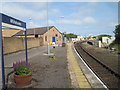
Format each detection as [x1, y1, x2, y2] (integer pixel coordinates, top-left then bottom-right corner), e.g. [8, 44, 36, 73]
[2, 28, 20, 37]
[14, 26, 54, 36]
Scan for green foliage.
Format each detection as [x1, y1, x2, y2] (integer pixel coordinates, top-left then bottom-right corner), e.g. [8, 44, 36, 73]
[96, 34, 112, 41]
[109, 43, 120, 51]
[114, 24, 120, 44]
[16, 66, 32, 76]
[65, 33, 77, 40]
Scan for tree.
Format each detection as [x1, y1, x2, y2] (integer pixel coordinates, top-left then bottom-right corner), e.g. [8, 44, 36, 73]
[114, 24, 120, 44]
[63, 33, 77, 40]
[96, 34, 112, 41]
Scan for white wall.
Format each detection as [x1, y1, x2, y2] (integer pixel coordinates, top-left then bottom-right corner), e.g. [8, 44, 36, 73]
[102, 37, 115, 44]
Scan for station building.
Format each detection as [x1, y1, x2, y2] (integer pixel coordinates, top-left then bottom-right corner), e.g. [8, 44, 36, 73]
[14, 26, 63, 46]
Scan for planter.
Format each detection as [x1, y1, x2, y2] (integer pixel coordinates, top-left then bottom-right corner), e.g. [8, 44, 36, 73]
[62, 43, 66, 47]
[14, 74, 32, 86]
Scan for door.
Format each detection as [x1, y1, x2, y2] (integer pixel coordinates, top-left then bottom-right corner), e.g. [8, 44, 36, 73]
[52, 37, 56, 42]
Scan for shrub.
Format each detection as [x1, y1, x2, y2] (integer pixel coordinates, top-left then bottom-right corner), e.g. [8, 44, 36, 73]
[13, 61, 30, 70]
[15, 66, 32, 75]
[13, 61, 32, 76]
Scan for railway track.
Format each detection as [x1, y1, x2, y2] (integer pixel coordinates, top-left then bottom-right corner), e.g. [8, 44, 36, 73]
[74, 41, 120, 89]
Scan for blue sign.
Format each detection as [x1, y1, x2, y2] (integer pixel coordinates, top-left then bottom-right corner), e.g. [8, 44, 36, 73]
[0, 13, 26, 28]
[0, 13, 27, 89]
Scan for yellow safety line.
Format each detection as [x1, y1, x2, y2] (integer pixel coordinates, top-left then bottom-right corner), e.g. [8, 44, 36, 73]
[68, 43, 91, 88]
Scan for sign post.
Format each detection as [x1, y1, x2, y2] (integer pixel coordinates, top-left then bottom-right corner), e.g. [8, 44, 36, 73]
[0, 13, 6, 89]
[0, 13, 27, 89]
[25, 30, 28, 62]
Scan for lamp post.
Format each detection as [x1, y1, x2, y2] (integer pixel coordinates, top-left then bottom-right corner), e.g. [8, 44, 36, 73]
[29, 18, 35, 37]
[59, 16, 66, 44]
[47, 1, 50, 55]
[60, 16, 64, 19]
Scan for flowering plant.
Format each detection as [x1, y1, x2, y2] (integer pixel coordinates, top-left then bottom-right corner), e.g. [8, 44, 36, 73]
[13, 61, 32, 76]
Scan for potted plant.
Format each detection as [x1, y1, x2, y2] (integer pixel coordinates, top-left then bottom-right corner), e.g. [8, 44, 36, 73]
[13, 61, 32, 86]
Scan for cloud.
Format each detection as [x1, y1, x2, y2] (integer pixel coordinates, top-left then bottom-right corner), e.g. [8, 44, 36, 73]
[1, 0, 119, 2]
[71, 8, 94, 19]
[27, 22, 41, 28]
[48, 9, 61, 16]
[69, 3, 98, 24]
[60, 19, 82, 25]
[48, 17, 97, 26]
[56, 0, 119, 2]
[1, 0, 54, 2]
[1, 2, 47, 20]
[59, 17, 97, 25]
[1, 2, 61, 20]
[108, 22, 118, 27]
[47, 19, 82, 25]
[83, 17, 97, 24]
[48, 20, 55, 24]
[15, 3, 48, 10]
[70, 3, 96, 19]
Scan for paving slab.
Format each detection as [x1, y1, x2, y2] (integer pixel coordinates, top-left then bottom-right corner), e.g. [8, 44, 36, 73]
[6, 46, 71, 88]
[31, 46, 71, 88]
[1, 46, 51, 89]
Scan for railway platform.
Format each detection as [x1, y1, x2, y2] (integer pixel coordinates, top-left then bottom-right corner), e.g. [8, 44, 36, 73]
[4, 43, 108, 89]
[67, 43, 107, 89]
[6, 46, 71, 88]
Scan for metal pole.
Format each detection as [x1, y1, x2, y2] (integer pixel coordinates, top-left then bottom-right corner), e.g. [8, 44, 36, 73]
[47, 1, 50, 55]
[0, 14, 6, 89]
[24, 30, 28, 62]
[34, 28, 35, 37]
[47, 43, 50, 54]
[60, 16, 65, 44]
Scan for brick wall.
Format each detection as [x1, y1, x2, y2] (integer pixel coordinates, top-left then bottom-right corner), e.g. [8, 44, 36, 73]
[3, 37, 41, 54]
[27, 38, 40, 48]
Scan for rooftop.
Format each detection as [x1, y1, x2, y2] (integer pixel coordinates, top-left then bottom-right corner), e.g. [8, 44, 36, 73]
[14, 26, 54, 36]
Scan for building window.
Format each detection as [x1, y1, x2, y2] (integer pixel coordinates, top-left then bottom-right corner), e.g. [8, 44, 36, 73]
[35, 34, 38, 38]
[56, 34, 58, 37]
[45, 36, 47, 41]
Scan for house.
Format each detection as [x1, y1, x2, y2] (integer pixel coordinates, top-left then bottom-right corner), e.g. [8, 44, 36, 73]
[77, 35, 84, 40]
[102, 37, 115, 45]
[14, 26, 63, 45]
[71, 35, 84, 42]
